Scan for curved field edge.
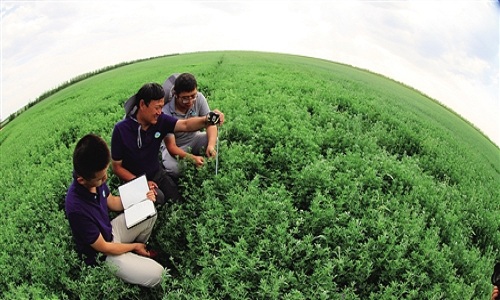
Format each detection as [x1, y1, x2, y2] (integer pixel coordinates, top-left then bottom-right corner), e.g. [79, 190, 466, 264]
[1, 51, 499, 299]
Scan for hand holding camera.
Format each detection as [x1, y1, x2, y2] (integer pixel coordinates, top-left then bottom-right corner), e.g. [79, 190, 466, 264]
[207, 111, 221, 125]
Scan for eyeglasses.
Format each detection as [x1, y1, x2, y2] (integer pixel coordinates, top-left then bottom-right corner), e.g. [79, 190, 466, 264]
[179, 94, 198, 102]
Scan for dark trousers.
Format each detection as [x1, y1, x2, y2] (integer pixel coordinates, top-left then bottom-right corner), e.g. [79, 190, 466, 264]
[151, 168, 183, 205]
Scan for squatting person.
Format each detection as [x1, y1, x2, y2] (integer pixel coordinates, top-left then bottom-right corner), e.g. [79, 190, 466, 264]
[160, 73, 220, 178]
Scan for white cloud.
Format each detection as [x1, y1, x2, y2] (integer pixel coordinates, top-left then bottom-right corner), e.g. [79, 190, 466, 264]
[1, 0, 498, 146]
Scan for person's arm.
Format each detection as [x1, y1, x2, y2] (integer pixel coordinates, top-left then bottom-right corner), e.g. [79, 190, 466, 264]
[91, 233, 150, 257]
[197, 95, 222, 158]
[174, 116, 208, 132]
[492, 286, 499, 300]
[164, 135, 186, 158]
[205, 125, 218, 158]
[107, 194, 124, 212]
[174, 110, 223, 132]
[164, 135, 204, 167]
[111, 159, 136, 182]
[204, 109, 224, 158]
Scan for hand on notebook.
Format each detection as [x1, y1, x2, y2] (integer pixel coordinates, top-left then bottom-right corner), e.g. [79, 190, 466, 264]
[147, 181, 158, 198]
[146, 190, 156, 202]
[119, 175, 158, 228]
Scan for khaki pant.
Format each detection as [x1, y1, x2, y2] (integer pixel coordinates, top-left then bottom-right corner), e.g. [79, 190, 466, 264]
[106, 213, 164, 287]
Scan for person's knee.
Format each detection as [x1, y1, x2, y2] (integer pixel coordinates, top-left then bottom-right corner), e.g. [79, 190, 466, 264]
[142, 264, 164, 288]
[164, 161, 180, 177]
[108, 254, 165, 288]
[192, 132, 208, 154]
[155, 172, 182, 203]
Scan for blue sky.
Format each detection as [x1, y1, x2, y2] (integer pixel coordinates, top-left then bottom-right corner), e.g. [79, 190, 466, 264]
[1, 1, 499, 146]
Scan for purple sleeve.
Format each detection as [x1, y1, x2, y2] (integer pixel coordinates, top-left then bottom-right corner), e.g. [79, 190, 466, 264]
[111, 125, 123, 161]
[161, 114, 178, 134]
[67, 213, 101, 245]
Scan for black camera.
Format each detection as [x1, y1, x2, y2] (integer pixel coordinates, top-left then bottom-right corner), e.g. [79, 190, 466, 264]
[207, 111, 220, 125]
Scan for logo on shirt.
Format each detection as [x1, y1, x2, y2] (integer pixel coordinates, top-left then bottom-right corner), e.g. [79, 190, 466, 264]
[154, 132, 161, 139]
[102, 190, 106, 198]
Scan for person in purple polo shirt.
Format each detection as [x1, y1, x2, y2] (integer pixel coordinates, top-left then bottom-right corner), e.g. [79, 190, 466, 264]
[65, 134, 164, 288]
[111, 82, 223, 205]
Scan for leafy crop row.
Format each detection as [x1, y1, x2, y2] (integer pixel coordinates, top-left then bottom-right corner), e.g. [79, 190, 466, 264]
[1, 51, 499, 299]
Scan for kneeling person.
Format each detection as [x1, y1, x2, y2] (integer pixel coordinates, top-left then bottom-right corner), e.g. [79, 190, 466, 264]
[65, 134, 163, 288]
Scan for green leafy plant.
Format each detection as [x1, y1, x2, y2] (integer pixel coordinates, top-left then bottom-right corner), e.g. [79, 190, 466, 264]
[1, 51, 498, 299]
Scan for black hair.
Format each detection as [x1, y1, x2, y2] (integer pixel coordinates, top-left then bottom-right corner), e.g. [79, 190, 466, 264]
[135, 82, 165, 106]
[73, 134, 110, 180]
[173, 73, 197, 95]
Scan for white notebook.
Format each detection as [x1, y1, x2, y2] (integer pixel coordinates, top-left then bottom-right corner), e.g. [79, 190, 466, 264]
[118, 175, 157, 229]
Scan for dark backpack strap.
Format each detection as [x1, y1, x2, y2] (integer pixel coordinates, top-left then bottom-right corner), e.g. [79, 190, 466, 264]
[162, 73, 179, 103]
[123, 94, 138, 119]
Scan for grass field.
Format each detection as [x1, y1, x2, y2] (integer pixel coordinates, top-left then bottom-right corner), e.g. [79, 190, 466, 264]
[1, 51, 499, 299]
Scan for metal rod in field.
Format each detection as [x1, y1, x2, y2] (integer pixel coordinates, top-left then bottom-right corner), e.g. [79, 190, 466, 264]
[215, 125, 219, 175]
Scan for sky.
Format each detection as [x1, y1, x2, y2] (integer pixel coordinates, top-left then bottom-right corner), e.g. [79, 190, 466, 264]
[1, 1, 499, 146]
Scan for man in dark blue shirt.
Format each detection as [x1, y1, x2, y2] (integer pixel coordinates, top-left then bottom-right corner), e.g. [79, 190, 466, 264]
[65, 134, 163, 287]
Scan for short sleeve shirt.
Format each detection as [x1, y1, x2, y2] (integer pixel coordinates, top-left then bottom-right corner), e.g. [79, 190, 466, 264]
[65, 176, 112, 265]
[111, 114, 177, 179]
[163, 92, 210, 146]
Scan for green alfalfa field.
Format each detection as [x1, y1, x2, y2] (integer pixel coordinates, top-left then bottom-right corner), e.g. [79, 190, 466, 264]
[1, 51, 499, 299]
